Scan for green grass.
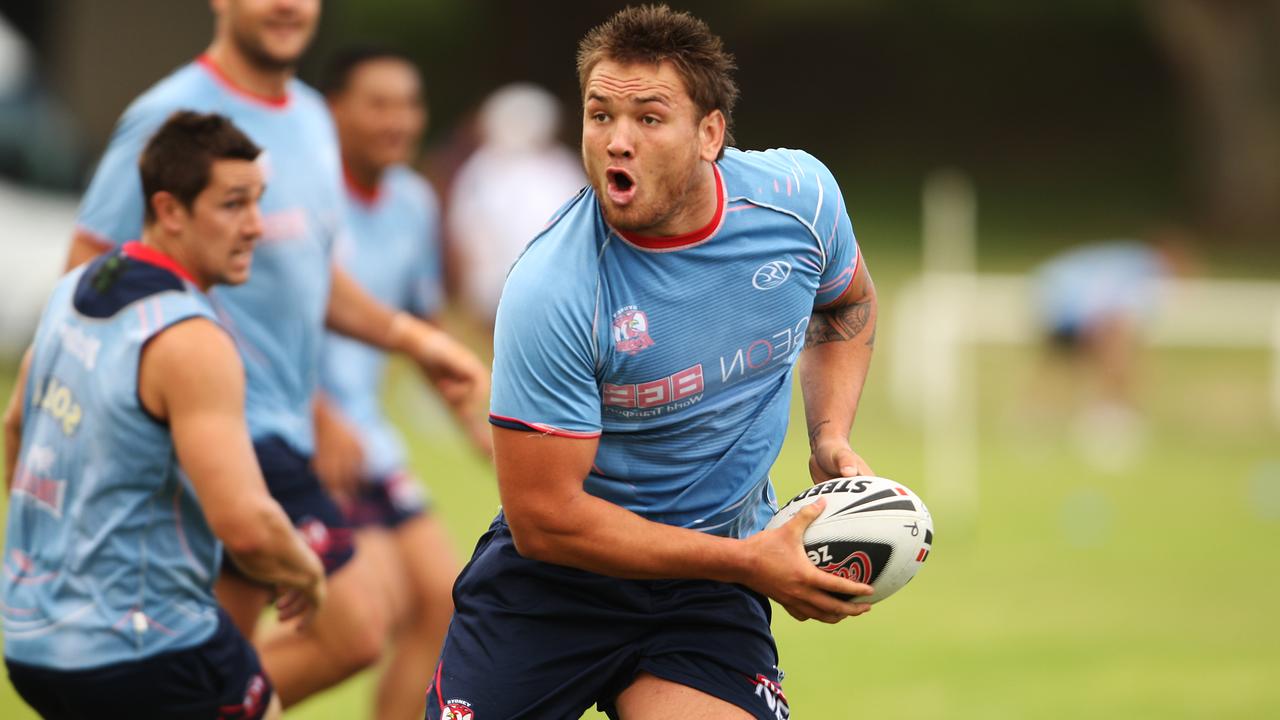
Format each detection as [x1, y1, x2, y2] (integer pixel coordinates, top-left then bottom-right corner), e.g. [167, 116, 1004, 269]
[3, 253, 1279, 717]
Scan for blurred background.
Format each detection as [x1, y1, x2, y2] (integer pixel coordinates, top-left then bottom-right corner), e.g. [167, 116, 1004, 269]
[1, 1, 1278, 717]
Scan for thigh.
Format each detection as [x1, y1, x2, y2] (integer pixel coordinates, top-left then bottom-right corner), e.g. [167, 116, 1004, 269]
[391, 512, 459, 609]
[620, 582, 789, 720]
[425, 520, 643, 720]
[355, 525, 411, 627]
[615, 672, 754, 720]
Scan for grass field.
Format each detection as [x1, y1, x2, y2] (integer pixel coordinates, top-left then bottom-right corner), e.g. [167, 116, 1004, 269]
[2, 247, 1278, 718]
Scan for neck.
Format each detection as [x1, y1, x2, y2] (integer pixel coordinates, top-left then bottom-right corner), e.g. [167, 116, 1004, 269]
[342, 156, 385, 203]
[205, 38, 292, 100]
[344, 155, 384, 193]
[675, 162, 721, 235]
[137, 232, 207, 291]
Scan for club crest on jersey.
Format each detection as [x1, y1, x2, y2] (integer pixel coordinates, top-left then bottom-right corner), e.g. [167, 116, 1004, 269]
[752, 260, 792, 290]
[442, 699, 475, 720]
[612, 305, 654, 355]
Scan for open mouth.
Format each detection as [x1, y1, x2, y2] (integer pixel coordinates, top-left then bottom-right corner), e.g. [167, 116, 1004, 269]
[606, 168, 637, 205]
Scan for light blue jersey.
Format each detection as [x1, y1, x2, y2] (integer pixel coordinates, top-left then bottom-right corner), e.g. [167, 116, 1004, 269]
[490, 148, 861, 538]
[76, 55, 343, 455]
[4, 246, 223, 670]
[1036, 241, 1165, 334]
[320, 166, 443, 479]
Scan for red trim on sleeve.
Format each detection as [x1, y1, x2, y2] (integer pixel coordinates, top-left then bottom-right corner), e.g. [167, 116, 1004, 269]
[615, 165, 725, 251]
[122, 241, 199, 285]
[196, 54, 290, 109]
[342, 164, 382, 205]
[814, 247, 863, 311]
[74, 226, 117, 250]
[489, 413, 602, 439]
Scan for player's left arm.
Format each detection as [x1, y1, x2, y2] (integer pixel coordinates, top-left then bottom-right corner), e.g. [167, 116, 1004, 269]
[324, 265, 492, 456]
[3, 347, 33, 491]
[799, 250, 877, 482]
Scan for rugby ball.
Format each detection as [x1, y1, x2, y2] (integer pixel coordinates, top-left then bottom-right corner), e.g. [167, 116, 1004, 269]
[766, 476, 933, 604]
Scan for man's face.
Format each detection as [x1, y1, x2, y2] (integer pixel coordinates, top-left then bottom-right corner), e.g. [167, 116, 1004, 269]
[180, 158, 264, 287]
[582, 59, 720, 235]
[329, 59, 426, 171]
[219, 0, 320, 71]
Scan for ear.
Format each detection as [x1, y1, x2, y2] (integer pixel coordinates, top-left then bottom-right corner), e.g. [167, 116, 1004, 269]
[698, 109, 726, 162]
[150, 191, 189, 235]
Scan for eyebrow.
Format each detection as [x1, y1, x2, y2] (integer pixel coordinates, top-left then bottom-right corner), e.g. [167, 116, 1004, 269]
[586, 91, 671, 107]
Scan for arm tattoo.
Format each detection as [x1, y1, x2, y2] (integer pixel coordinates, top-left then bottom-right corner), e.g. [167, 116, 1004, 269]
[807, 419, 830, 449]
[806, 300, 872, 346]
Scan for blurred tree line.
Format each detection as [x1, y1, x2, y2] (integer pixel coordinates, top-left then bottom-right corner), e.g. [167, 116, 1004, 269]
[2, 0, 1277, 246]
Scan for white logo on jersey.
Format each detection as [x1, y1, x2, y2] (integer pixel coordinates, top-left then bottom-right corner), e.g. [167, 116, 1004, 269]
[753, 260, 792, 290]
[56, 321, 100, 371]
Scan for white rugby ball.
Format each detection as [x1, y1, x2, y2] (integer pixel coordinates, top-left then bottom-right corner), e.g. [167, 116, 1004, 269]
[766, 476, 933, 604]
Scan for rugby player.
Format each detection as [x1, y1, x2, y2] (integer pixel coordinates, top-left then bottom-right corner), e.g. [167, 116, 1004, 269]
[428, 6, 879, 719]
[304, 45, 467, 720]
[2, 111, 324, 720]
[63, 0, 488, 707]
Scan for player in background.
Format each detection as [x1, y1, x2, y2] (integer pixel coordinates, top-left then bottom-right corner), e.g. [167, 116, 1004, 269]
[428, 6, 878, 719]
[2, 111, 324, 720]
[62, 0, 490, 708]
[302, 46, 466, 720]
[447, 82, 587, 334]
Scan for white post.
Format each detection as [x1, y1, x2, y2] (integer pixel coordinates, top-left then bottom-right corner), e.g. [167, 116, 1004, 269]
[919, 169, 979, 528]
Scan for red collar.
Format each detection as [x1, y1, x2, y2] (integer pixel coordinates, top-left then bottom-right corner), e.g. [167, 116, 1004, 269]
[196, 54, 290, 109]
[122, 241, 199, 286]
[616, 164, 725, 251]
[343, 164, 382, 205]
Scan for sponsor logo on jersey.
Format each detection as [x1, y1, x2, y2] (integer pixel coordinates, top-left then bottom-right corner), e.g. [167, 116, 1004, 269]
[612, 306, 654, 355]
[31, 375, 83, 436]
[12, 444, 66, 518]
[261, 208, 309, 244]
[751, 673, 790, 719]
[55, 321, 100, 371]
[603, 364, 703, 412]
[718, 316, 808, 385]
[442, 698, 475, 720]
[752, 260, 792, 290]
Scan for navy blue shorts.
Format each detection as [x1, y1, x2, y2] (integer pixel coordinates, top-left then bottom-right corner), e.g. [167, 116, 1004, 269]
[341, 470, 431, 530]
[6, 608, 272, 719]
[222, 436, 355, 582]
[425, 516, 791, 720]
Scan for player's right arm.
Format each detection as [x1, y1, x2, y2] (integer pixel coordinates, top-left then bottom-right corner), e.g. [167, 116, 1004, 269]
[139, 318, 325, 618]
[66, 102, 159, 270]
[3, 347, 33, 491]
[65, 231, 114, 271]
[496, 428, 871, 623]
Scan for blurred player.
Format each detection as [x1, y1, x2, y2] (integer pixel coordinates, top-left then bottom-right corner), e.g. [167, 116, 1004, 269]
[448, 82, 586, 333]
[2, 111, 324, 720]
[306, 46, 464, 720]
[1032, 228, 1196, 469]
[428, 6, 879, 719]
[62, 0, 489, 708]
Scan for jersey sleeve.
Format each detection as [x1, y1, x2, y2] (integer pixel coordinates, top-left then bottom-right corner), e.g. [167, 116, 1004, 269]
[488, 245, 601, 438]
[76, 104, 166, 246]
[798, 151, 860, 309]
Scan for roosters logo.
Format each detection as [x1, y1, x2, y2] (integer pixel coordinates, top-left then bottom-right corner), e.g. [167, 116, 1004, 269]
[611, 306, 654, 355]
[813, 547, 873, 583]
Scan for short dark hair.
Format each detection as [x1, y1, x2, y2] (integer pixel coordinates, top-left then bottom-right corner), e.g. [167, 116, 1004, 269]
[139, 111, 260, 223]
[577, 4, 739, 156]
[319, 44, 418, 98]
